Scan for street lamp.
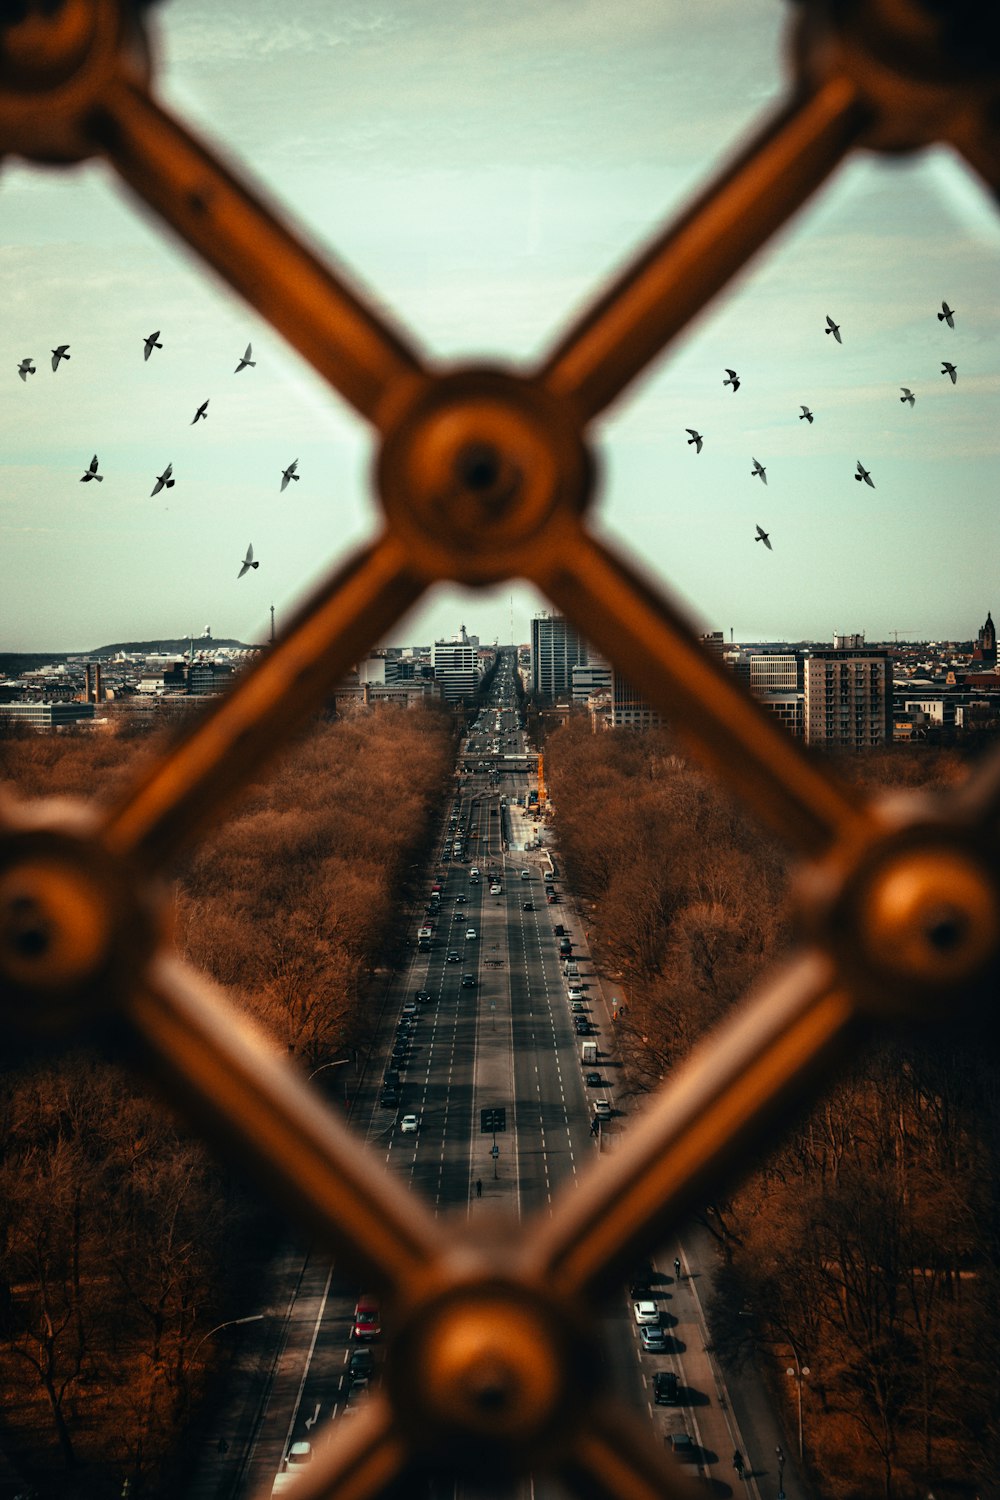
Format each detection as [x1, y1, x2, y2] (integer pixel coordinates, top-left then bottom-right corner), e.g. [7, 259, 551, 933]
[192, 1313, 264, 1361]
[308, 1057, 351, 1103]
[785, 1347, 811, 1462]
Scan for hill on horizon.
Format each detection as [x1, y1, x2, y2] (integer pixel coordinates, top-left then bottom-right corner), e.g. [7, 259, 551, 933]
[1, 640, 253, 677]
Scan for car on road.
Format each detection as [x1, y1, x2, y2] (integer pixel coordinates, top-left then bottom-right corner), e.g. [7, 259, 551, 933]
[347, 1347, 373, 1381]
[553, 924, 566, 936]
[570, 1000, 584, 1012]
[490, 883, 502, 894]
[401, 1000, 417, 1016]
[414, 990, 431, 1004]
[640, 1323, 668, 1353]
[584, 1071, 602, 1087]
[455, 893, 466, 904]
[466, 928, 477, 940]
[633, 1300, 659, 1327]
[520, 869, 531, 880]
[461, 974, 477, 988]
[353, 1298, 380, 1340]
[271, 1442, 313, 1494]
[653, 1370, 679, 1404]
[574, 1018, 591, 1034]
[447, 949, 460, 962]
[593, 1098, 612, 1119]
[567, 985, 584, 1001]
[665, 1428, 696, 1460]
[399, 1113, 419, 1134]
[523, 900, 534, 911]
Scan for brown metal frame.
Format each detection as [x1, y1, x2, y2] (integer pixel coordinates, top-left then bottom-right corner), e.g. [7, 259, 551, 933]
[1, 3, 999, 1496]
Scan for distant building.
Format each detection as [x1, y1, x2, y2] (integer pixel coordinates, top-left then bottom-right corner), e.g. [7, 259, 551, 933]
[804, 636, 892, 748]
[530, 613, 589, 700]
[0, 702, 95, 730]
[571, 653, 612, 704]
[610, 669, 664, 730]
[432, 626, 479, 702]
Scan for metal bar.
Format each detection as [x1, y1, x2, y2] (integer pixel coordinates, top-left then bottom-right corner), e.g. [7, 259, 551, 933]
[538, 77, 870, 423]
[244, 1391, 410, 1500]
[949, 116, 1000, 204]
[558, 1397, 704, 1499]
[527, 951, 856, 1301]
[134, 954, 447, 1290]
[537, 529, 867, 860]
[87, 76, 426, 430]
[100, 535, 425, 868]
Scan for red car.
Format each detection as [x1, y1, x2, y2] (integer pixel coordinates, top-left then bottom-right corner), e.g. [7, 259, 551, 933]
[352, 1297, 380, 1341]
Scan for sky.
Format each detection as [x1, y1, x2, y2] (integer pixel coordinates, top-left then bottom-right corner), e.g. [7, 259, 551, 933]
[2, 0, 999, 654]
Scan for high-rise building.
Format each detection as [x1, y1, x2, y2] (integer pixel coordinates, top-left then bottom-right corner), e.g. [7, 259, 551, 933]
[433, 626, 479, 702]
[530, 613, 588, 700]
[804, 636, 892, 748]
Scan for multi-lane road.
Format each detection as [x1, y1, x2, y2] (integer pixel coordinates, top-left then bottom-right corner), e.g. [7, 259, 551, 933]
[235, 652, 784, 1500]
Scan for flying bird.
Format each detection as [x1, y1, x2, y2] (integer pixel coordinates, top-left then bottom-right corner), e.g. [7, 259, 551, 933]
[51, 344, 70, 371]
[280, 459, 300, 492]
[17, 358, 35, 381]
[151, 462, 174, 496]
[799, 405, 814, 423]
[855, 460, 875, 488]
[191, 400, 209, 424]
[754, 525, 772, 551]
[80, 454, 103, 483]
[143, 330, 162, 361]
[900, 387, 915, 407]
[751, 458, 767, 484]
[938, 301, 955, 328]
[723, 368, 740, 392]
[238, 542, 258, 579]
[825, 314, 842, 343]
[234, 343, 255, 373]
[941, 361, 957, 384]
[685, 428, 703, 453]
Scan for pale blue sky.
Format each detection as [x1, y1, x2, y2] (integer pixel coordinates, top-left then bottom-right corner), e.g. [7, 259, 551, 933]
[2, 1, 998, 652]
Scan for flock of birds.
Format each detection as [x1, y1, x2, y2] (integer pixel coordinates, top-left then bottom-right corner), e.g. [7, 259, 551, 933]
[683, 301, 959, 553]
[15, 333, 291, 578]
[17, 300, 960, 571]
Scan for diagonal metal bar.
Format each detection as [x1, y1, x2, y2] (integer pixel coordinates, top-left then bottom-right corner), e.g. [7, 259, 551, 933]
[87, 75, 426, 430]
[949, 114, 1000, 203]
[557, 1396, 706, 1500]
[537, 527, 867, 859]
[537, 76, 871, 424]
[244, 1391, 410, 1500]
[134, 953, 447, 1291]
[946, 738, 1000, 824]
[100, 534, 425, 869]
[526, 950, 856, 1302]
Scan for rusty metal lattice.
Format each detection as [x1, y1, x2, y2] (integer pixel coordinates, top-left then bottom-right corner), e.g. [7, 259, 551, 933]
[2, 3, 1000, 1498]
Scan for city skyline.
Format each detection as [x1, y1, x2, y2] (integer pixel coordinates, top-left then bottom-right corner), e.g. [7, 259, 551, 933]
[3, 1, 999, 653]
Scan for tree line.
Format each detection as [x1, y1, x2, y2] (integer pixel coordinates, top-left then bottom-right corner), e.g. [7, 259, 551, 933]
[545, 717, 999, 1500]
[0, 704, 455, 1497]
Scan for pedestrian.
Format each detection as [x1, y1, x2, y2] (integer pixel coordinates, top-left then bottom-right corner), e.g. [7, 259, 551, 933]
[475, 1178, 482, 1199]
[733, 1450, 745, 1477]
[674, 1256, 681, 1280]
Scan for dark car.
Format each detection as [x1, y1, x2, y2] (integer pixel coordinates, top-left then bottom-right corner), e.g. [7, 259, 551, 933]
[585, 1071, 602, 1087]
[461, 974, 477, 988]
[379, 1087, 398, 1107]
[348, 1347, 374, 1380]
[666, 1430, 696, 1460]
[574, 1018, 591, 1034]
[653, 1371, 679, 1405]
[447, 949, 460, 962]
[414, 990, 431, 1004]
[553, 924, 565, 936]
[523, 901, 534, 911]
[558, 939, 572, 955]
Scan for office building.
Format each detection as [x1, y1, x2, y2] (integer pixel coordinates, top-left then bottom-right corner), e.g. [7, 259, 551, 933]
[530, 613, 589, 700]
[433, 627, 479, 702]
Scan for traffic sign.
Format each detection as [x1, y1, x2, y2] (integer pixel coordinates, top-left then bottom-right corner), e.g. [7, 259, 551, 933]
[491, 1144, 499, 1159]
[480, 1107, 507, 1133]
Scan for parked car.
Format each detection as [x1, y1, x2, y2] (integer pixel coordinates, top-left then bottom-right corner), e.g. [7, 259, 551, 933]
[665, 1428, 696, 1460]
[640, 1323, 668, 1352]
[574, 1018, 591, 1034]
[347, 1347, 373, 1381]
[401, 1000, 417, 1016]
[584, 1071, 602, 1087]
[653, 1370, 679, 1404]
[379, 1087, 399, 1107]
[567, 985, 584, 1001]
[594, 1098, 612, 1119]
[633, 1300, 659, 1326]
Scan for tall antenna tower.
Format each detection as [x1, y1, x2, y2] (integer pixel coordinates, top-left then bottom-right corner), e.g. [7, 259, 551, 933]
[270, 604, 275, 645]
